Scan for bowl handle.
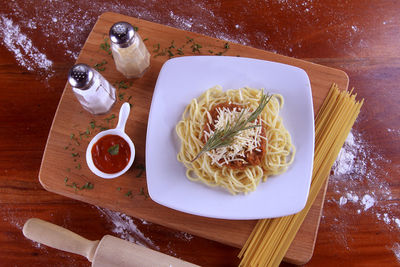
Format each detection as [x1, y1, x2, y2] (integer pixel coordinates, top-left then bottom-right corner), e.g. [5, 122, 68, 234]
[116, 102, 131, 132]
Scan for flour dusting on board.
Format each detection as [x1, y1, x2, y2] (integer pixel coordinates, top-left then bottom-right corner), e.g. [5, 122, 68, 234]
[95, 206, 194, 257]
[96, 206, 159, 249]
[326, 128, 400, 259]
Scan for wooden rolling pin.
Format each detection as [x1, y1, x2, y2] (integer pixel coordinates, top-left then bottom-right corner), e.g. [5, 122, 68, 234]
[23, 218, 199, 267]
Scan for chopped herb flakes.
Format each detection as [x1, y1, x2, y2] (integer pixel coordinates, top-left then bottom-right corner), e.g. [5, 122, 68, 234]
[135, 163, 146, 177]
[93, 60, 107, 71]
[64, 178, 94, 191]
[81, 182, 94, 190]
[100, 38, 112, 55]
[108, 144, 119, 155]
[89, 119, 108, 132]
[105, 114, 116, 123]
[79, 128, 90, 138]
[177, 48, 184, 55]
[186, 37, 194, 43]
[153, 43, 160, 53]
[115, 80, 130, 89]
[191, 43, 202, 53]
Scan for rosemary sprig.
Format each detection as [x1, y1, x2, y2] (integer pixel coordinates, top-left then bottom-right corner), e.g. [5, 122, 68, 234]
[191, 92, 272, 162]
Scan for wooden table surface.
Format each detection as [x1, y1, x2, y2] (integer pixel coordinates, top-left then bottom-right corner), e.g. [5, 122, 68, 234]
[0, 1, 399, 266]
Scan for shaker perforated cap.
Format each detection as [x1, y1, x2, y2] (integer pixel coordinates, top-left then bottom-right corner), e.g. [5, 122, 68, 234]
[109, 21, 136, 48]
[68, 63, 94, 89]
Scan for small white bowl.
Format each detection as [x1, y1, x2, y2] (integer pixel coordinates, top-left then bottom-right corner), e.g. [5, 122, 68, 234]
[86, 102, 135, 179]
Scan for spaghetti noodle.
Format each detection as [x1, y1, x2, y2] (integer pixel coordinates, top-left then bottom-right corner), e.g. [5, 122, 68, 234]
[238, 84, 364, 266]
[176, 86, 295, 194]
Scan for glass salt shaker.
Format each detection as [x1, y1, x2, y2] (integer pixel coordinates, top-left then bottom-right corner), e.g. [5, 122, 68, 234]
[109, 21, 150, 79]
[68, 63, 116, 115]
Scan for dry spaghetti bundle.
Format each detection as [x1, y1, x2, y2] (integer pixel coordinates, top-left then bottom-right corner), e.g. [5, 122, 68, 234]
[238, 84, 364, 266]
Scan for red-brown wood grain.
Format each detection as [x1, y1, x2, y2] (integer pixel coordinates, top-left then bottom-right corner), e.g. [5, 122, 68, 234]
[0, 1, 399, 266]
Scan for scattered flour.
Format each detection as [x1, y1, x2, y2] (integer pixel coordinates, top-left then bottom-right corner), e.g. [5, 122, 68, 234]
[95, 206, 158, 250]
[387, 128, 400, 135]
[1, 0, 398, 262]
[361, 194, 375, 211]
[393, 243, 400, 262]
[0, 15, 53, 73]
[169, 11, 193, 29]
[339, 196, 347, 206]
[328, 128, 399, 260]
[95, 206, 195, 259]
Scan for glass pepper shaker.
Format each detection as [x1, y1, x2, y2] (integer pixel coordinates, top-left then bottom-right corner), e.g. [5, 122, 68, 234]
[68, 63, 116, 115]
[109, 21, 150, 79]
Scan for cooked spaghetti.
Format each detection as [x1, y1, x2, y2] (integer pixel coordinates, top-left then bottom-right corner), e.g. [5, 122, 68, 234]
[176, 86, 295, 194]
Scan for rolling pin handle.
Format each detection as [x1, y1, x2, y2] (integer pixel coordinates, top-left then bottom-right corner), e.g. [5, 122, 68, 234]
[22, 218, 99, 262]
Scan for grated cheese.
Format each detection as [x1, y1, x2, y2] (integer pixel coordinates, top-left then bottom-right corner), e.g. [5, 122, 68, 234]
[204, 106, 264, 167]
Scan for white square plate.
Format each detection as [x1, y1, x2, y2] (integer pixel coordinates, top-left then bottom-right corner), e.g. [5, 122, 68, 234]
[145, 56, 314, 220]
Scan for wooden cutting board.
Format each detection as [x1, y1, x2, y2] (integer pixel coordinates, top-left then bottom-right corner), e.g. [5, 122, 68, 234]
[39, 12, 348, 265]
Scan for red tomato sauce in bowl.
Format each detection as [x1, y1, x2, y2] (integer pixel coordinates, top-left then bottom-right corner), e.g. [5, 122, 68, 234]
[91, 134, 131, 174]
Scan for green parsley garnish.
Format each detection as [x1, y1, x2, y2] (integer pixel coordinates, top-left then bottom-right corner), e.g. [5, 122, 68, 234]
[135, 164, 145, 177]
[100, 38, 112, 55]
[108, 144, 119, 155]
[90, 120, 96, 129]
[192, 93, 272, 162]
[191, 43, 202, 53]
[80, 182, 94, 190]
[169, 40, 175, 49]
[105, 114, 116, 123]
[153, 43, 160, 53]
[177, 48, 184, 55]
[116, 81, 129, 89]
[93, 60, 107, 71]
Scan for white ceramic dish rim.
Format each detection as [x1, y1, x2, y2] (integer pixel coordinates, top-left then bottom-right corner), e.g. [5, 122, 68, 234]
[146, 56, 315, 220]
[86, 102, 135, 179]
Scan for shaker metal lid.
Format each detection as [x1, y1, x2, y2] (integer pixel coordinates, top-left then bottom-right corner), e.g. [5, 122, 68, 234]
[109, 21, 136, 48]
[68, 63, 94, 89]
